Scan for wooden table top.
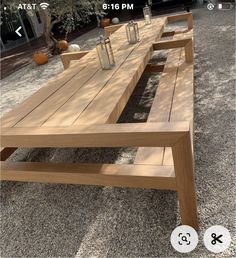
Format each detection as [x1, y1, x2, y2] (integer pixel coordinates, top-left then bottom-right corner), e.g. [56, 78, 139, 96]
[2, 17, 167, 129]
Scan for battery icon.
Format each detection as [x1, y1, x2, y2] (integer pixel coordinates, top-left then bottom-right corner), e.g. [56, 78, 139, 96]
[217, 2, 234, 10]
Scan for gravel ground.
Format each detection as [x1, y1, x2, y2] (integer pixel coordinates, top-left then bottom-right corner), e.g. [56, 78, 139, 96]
[1, 7, 235, 258]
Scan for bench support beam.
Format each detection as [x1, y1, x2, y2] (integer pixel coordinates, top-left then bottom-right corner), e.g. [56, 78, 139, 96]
[153, 38, 193, 63]
[167, 13, 193, 30]
[172, 132, 198, 229]
[104, 24, 123, 37]
[60, 51, 89, 70]
[1, 122, 188, 148]
[1, 162, 176, 190]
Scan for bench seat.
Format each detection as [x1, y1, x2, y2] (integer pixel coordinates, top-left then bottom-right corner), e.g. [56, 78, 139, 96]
[135, 27, 194, 167]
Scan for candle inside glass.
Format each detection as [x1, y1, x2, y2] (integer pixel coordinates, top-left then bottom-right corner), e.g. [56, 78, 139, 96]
[129, 28, 136, 44]
[145, 14, 151, 25]
[143, 4, 152, 25]
[100, 46, 110, 69]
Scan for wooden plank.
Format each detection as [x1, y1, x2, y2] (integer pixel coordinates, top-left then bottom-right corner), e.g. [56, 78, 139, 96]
[15, 59, 101, 127]
[169, 60, 194, 126]
[136, 30, 194, 166]
[16, 31, 131, 127]
[1, 122, 189, 148]
[0, 147, 17, 161]
[134, 48, 182, 165]
[43, 18, 166, 127]
[1, 48, 99, 128]
[173, 29, 193, 40]
[153, 38, 191, 50]
[104, 24, 123, 37]
[1, 62, 88, 128]
[184, 39, 194, 63]
[167, 12, 193, 30]
[0, 18, 164, 129]
[60, 51, 89, 70]
[42, 42, 141, 127]
[163, 48, 194, 166]
[172, 131, 198, 229]
[1, 162, 176, 190]
[1, 18, 166, 129]
[74, 18, 166, 125]
[162, 29, 194, 165]
[17, 21, 149, 127]
[153, 38, 193, 63]
[162, 28, 192, 39]
[147, 50, 182, 122]
[1, 23, 127, 128]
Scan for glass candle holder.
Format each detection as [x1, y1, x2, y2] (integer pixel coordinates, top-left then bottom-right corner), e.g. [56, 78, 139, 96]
[143, 4, 152, 25]
[126, 21, 140, 44]
[96, 36, 115, 70]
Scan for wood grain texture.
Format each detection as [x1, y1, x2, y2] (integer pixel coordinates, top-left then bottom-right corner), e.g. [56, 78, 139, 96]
[163, 48, 194, 166]
[1, 64, 87, 128]
[172, 132, 198, 229]
[15, 25, 130, 127]
[1, 49, 99, 128]
[0, 23, 126, 128]
[136, 29, 194, 167]
[153, 38, 191, 50]
[8, 18, 166, 128]
[162, 27, 194, 166]
[60, 51, 89, 69]
[74, 19, 166, 125]
[153, 38, 193, 63]
[167, 12, 193, 30]
[1, 162, 176, 190]
[1, 122, 189, 148]
[104, 24, 123, 37]
[134, 48, 182, 165]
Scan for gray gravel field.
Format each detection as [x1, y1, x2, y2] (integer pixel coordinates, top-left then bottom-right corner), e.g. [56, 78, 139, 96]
[0, 7, 235, 258]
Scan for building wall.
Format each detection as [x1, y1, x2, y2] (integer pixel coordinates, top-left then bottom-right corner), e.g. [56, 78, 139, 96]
[28, 11, 44, 37]
[0, 10, 45, 52]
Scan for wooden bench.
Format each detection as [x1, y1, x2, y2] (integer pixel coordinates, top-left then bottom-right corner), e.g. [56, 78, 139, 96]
[60, 51, 89, 70]
[136, 13, 194, 167]
[1, 13, 198, 229]
[135, 15, 195, 227]
[104, 24, 123, 37]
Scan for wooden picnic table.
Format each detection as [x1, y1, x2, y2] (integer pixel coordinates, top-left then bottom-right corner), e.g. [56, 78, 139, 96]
[1, 18, 166, 128]
[1, 13, 198, 229]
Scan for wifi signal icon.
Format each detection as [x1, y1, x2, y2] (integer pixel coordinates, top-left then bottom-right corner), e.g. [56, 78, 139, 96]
[40, 2, 49, 9]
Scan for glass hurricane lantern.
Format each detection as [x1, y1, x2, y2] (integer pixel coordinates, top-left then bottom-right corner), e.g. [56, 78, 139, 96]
[143, 4, 152, 25]
[96, 36, 115, 70]
[126, 21, 140, 44]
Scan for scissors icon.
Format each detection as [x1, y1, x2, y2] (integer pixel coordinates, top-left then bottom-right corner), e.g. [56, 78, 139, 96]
[211, 233, 223, 245]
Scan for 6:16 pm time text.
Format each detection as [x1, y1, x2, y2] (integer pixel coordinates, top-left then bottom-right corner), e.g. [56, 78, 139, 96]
[102, 3, 134, 10]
